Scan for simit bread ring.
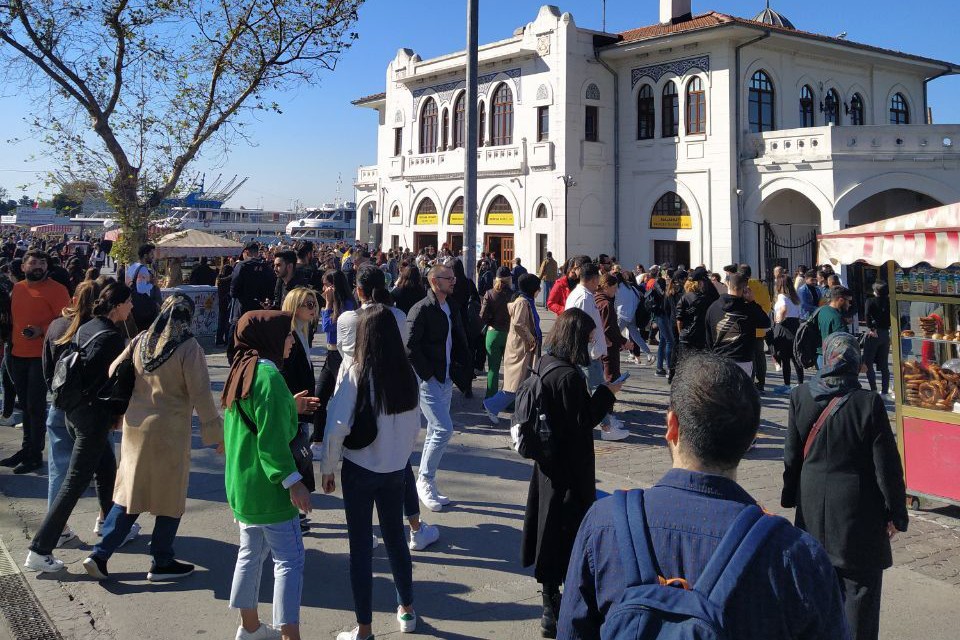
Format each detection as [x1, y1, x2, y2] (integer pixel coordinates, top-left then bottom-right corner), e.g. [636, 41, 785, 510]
[919, 382, 937, 403]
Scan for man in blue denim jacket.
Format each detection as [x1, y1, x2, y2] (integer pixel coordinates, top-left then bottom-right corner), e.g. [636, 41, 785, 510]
[557, 351, 849, 640]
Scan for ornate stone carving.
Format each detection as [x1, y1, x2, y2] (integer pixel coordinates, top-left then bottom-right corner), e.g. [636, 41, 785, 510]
[412, 68, 522, 113]
[585, 83, 600, 101]
[536, 84, 549, 101]
[631, 55, 710, 88]
[536, 35, 551, 56]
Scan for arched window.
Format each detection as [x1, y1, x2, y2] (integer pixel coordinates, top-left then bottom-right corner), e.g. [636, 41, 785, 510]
[637, 84, 655, 140]
[824, 88, 841, 126]
[535, 203, 548, 219]
[419, 97, 438, 154]
[391, 205, 400, 220]
[486, 195, 514, 226]
[449, 196, 464, 225]
[662, 81, 679, 137]
[849, 93, 865, 126]
[890, 92, 909, 124]
[748, 70, 775, 133]
[453, 93, 465, 149]
[441, 108, 449, 150]
[685, 77, 706, 135]
[799, 85, 815, 127]
[491, 84, 514, 146]
[651, 192, 689, 220]
[415, 198, 438, 225]
[478, 101, 486, 146]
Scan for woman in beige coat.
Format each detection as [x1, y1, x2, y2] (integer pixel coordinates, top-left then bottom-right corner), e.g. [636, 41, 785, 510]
[82, 294, 223, 582]
[483, 274, 542, 422]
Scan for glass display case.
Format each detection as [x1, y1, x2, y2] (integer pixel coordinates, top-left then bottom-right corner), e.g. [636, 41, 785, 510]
[894, 264, 960, 414]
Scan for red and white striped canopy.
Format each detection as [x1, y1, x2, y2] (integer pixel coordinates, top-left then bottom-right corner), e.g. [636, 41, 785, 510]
[30, 224, 72, 234]
[818, 203, 960, 269]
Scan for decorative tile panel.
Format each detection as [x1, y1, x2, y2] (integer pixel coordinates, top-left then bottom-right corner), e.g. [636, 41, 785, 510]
[412, 68, 522, 114]
[631, 55, 709, 88]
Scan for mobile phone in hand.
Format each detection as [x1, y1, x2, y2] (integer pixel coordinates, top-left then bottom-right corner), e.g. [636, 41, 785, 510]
[613, 371, 630, 385]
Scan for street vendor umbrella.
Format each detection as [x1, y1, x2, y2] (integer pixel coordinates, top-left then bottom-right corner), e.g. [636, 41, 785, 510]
[153, 229, 243, 259]
[104, 228, 122, 242]
[818, 202, 960, 269]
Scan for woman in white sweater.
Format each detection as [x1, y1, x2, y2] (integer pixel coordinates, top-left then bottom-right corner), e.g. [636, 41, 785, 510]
[320, 304, 421, 640]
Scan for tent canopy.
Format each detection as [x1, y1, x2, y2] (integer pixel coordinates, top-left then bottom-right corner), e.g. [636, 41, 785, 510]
[818, 203, 960, 269]
[154, 229, 242, 259]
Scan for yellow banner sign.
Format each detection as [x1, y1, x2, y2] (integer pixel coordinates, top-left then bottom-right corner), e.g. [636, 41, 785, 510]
[415, 213, 438, 226]
[487, 212, 515, 226]
[449, 213, 464, 226]
[650, 214, 692, 230]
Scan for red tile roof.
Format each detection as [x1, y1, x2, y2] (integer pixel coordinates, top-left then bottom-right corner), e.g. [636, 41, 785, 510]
[615, 11, 959, 70]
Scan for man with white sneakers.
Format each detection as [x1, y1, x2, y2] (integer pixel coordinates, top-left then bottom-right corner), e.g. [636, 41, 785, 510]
[405, 263, 471, 512]
[564, 262, 630, 441]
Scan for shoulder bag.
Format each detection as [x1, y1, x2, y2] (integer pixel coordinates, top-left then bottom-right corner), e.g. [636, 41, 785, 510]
[802, 394, 850, 459]
[344, 377, 378, 450]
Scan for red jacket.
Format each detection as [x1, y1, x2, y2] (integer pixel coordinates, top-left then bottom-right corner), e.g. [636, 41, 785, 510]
[547, 277, 571, 315]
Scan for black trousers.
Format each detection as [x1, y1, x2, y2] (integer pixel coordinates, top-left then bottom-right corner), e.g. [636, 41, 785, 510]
[752, 339, 767, 389]
[862, 329, 891, 394]
[1, 350, 18, 417]
[773, 335, 804, 386]
[312, 348, 343, 442]
[837, 568, 883, 640]
[29, 406, 116, 556]
[7, 356, 47, 461]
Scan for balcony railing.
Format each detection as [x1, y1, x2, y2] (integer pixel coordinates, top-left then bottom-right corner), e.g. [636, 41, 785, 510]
[746, 125, 959, 163]
[355, 165, 378, 188]
[392, 139, 552, 180]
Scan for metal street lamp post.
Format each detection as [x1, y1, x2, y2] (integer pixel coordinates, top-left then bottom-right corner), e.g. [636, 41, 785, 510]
[463, 0, 479, 277]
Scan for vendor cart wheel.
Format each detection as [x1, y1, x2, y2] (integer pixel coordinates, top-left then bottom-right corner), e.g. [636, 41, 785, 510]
[909, 496, 921, 511]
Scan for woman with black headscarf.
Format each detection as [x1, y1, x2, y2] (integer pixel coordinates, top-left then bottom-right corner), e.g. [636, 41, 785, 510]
[223, 311, 316, 640]
[782, 331, 908, 640]
[82, 293, 223, 582]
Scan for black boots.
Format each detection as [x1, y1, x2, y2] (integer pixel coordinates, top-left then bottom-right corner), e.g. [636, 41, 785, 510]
[540, 586, 561, 638]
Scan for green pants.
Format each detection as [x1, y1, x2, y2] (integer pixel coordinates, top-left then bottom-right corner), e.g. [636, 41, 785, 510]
[485, 328, 508, 398]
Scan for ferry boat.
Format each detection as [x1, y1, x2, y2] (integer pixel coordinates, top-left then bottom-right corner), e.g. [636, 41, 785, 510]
[161, 206, 301, 236]
[286, 202, 357, 244]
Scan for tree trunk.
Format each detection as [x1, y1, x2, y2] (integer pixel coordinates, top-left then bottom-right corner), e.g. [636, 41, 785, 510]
[112, 170, 149, 263]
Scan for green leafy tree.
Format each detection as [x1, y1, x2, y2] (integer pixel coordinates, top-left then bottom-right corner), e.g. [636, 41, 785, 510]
[0, 0, 363, 258]
[17, 194, 33, 207]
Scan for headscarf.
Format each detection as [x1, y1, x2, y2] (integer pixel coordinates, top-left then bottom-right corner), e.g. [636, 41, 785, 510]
[221, 311, 292, 410]
[808, 331, 862, 401]
[139, 294, 195, 372]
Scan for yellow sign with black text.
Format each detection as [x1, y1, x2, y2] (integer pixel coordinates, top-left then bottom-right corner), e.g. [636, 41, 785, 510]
[650, 214, 692, 230]
[487, 212, 514, 226]
[449, 213, 464, 226]
[415, 212, 439, 226]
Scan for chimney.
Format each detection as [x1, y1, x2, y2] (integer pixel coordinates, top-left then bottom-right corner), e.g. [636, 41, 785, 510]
[660, 0, 692, 24]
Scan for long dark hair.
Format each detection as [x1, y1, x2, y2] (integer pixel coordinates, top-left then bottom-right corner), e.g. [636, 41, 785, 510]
[92, 281, 131, 317]
[356, 264, 393, 305]
[395, 265, 425, 294]
[323, 269, 353, 319]
[545, 308, 595, 367]
[56, 280, 101, 346]
[354, 304, 418, 415]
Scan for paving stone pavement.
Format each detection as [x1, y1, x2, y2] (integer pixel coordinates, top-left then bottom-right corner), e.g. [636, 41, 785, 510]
[0, 309, 959, 638]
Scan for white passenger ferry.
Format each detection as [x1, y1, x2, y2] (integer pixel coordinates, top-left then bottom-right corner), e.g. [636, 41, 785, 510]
[286, 202, 357, 244]
[162, 206, 301, 236]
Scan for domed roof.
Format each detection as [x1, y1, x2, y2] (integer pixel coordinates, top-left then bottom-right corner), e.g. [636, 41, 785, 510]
[753, 4, 795, 30]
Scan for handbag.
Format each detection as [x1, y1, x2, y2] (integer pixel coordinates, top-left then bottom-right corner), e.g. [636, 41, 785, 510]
[97, 333, 143, 415]
[343, 377, 378, 450]
[802, 394, 850, 459]
[235, 402, 315, 492]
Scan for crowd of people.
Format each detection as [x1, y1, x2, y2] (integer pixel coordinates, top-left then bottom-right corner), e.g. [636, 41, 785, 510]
[0, 232, 909, 640]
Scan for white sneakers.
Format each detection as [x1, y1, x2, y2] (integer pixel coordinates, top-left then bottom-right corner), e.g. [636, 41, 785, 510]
[416, 476, 450, 512]
[482, 401, 500, 425]
[0, 411, 21, 427]
[24, 551, 64, 573]
[119, 522, 141, 547]
[336, 628, 374, 640]
[235, 623, 281, 640]
[94, 516, 104, 536]
[601, 416, 630, 441]
[397, 606, 417, 632]
[56, 526, 77, 548]
[409, 522, 440, 551]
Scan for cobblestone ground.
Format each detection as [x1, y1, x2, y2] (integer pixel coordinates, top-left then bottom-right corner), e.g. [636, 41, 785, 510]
[1, 309, 960, 638]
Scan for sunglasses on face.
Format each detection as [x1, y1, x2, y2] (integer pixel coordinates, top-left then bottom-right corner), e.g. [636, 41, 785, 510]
[299, 300, 317, 310]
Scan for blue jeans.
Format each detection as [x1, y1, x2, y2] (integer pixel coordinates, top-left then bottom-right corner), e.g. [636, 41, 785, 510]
[580, 360, 611, 426]
[229, 516, 304, 627]
[654, 314, 675, 371]
[92, 504, 181, 566]
[484, 390, 515, 416]
[342, 459, 414, 625]
[618, 319, 652, 354]
[541, 280, 554, 306]
[46, 407, 72, 509]
[418, 377, 454, 481]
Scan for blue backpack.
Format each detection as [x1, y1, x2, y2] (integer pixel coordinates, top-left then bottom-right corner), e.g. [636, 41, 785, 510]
[602, 489, 785, 640]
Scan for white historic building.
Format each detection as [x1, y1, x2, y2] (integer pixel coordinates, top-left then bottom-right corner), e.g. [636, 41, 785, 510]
[352, 0, 960, 282]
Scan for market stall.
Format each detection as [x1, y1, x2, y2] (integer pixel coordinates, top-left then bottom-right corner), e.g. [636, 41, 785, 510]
[819, 202, 960, 508]
[154, 230, 242, 340]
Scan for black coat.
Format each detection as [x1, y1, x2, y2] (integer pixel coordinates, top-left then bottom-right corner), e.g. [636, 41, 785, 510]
[392, 285, 426, 315]
[230, 258, 276, 317]
[521, 355, 615, 584]
[405, 289, 471, 389]
[282, 335, 315, 422]
[782, 385, 908, 572]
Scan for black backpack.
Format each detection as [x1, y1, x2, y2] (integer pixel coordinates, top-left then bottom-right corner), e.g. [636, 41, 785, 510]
[644, 281, 665, 315]
[51, 329, 113, 412]
[793, 307, 824, 370]
[510, 359, 567, 462]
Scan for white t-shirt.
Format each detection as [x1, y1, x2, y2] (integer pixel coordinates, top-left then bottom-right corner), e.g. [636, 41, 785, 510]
[774, 293, 801, 321]
[565, 284, 606, 360]
[440, 300, 453, 372]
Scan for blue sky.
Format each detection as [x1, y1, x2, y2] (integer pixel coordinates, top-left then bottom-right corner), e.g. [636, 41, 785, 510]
[1, 0, 958, 210]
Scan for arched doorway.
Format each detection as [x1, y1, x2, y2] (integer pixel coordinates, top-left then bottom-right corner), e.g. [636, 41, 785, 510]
[757, 189, 821, 281]
[848, 189, 943, 227]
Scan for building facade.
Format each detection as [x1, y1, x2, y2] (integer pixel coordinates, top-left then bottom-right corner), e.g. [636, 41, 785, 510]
[353, 1, 960, 279]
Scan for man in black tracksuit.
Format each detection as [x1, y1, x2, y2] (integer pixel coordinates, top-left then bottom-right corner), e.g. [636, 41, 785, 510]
[227, 242, 275, 356]
[705, 272, 770, 377]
